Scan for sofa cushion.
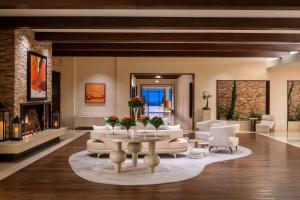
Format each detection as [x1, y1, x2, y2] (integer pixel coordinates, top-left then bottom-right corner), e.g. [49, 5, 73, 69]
[166, 124, 181, 130]
[93, 125, 122, 131]
[93, 125, 108, 131]
[168, 138, 188, 149]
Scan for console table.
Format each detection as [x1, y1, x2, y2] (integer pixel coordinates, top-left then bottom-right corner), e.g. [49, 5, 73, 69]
[107, 134, 169, 173]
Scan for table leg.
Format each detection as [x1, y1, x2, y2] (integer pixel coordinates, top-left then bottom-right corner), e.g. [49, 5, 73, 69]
[127, 142, 143, 167]
[144, 141, 160, 173]
[109, 142, 126, 173]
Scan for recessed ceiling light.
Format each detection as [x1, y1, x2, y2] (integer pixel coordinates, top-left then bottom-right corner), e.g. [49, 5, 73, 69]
[155, 80, 160, 83]
[289, 51, 299, 55]
[155, 75, 162, 79]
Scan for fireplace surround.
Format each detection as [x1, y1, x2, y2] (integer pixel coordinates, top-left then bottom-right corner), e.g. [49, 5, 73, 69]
[20, 102, 51, 138]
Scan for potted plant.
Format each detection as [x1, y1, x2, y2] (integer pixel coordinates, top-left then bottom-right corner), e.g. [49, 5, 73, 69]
[128, 96, 145, 121]
[139, 115, 150, 134]
[105, 116, 120, 134]
[150, 116, 164, 136]
[121, 117, 136, 137]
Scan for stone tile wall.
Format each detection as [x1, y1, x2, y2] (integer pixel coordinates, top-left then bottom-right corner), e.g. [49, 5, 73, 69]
[14, 29, 52, 116]
[0, 30, 15, 116]
[288, 80, 300, 120]
[217, 80, 267, 120]
[0, 29, 52, 117]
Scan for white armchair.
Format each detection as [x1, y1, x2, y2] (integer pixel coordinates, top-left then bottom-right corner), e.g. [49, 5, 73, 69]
[256, 115, 275, 133]
[208, 126, 239, 153]
[195, 120, 226, 140]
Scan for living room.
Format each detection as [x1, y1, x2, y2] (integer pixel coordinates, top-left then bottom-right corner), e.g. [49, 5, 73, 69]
[1, 1, 300, 200]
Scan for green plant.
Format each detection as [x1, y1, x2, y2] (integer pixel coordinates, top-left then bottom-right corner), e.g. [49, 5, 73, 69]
[232, 112, 240, 121]
[288, 81, 294, 110]
[217, 105, 227, 119]
[288, 81, 295, 121]
[226, 81, 237, 120]
[249, 111, 262, 121]
[294, 104, 300, 121]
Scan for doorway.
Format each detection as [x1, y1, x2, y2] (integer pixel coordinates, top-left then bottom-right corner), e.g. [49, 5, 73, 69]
[130, 73, 195, 131]
[141, 85, 174, 116]
[52, 71, 61, 115]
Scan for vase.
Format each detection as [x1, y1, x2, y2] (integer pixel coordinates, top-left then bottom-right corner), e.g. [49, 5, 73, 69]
[144, 124, 147, 137]
[155, 128, 158, 136]
[133, 107, 139, 121]
[112, 125, 116, 135]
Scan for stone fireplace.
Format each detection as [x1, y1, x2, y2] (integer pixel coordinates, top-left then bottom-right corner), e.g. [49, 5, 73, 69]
[20, 102, 51, 138]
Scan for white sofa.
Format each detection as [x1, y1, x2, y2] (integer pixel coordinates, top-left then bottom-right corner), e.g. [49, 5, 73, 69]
[256, 115, 275, 133]
[208, 126, 239, 153]
[87, 129, 188, 156]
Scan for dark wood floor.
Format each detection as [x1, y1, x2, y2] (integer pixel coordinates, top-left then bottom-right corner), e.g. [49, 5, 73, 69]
[0, 133, 300, 200]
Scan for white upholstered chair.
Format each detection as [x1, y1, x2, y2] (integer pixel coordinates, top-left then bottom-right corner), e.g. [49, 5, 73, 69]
[208, 126, 239, 154]
[256, 115, 275, 133]
[195, 120, 227, 141]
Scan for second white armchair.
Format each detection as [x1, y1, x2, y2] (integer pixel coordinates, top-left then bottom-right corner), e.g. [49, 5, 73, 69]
[208, 126, 239, 154]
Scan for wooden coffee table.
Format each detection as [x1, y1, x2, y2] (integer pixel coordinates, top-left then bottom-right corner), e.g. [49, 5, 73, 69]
[107, 134, 169, 173]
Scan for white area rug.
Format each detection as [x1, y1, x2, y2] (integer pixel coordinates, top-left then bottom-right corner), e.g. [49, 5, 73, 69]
[69, 146, 251, 185]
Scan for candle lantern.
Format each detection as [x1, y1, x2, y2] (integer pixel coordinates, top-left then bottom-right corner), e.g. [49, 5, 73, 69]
[12, 116, 22, 140]
[52, 111, 60, 129]
[0, 102, 10, 142]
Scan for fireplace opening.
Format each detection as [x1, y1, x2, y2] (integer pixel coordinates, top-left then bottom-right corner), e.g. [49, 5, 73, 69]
[20, 102, 50, 138]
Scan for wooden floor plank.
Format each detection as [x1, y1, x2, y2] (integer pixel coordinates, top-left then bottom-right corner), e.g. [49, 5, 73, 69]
[0, 133, 300, 200]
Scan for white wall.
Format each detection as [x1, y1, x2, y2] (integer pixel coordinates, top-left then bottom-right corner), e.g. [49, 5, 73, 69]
[59, 56, 300, 130]
[60, 57, 117, 128]
[61, 57, 75, 128]
[74, 57, 116, 117]
[176, 75, 193, 123]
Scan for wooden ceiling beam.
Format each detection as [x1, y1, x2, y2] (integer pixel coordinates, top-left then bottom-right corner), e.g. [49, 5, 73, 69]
[53, 50, 288, 57]
[1, 0, 300, 10]
[52, 42, 300, 51]
[2, 17, 300, 30]
[37, 32, 300, 43]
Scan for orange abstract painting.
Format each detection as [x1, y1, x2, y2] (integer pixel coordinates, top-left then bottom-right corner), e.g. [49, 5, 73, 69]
[27, 51, 47, 100]
[85, 83, 106, 103]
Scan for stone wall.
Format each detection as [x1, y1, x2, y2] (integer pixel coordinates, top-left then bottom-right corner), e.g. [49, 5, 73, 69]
[217, 80, 267, 120]
[0, 30, 15, 115]
[0, 29, 52, 117]
[288, 80, 300, 121]
[14, 29, 52, 116]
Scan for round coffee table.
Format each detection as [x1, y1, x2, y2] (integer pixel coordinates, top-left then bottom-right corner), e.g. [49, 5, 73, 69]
[107, 134, 169, 173]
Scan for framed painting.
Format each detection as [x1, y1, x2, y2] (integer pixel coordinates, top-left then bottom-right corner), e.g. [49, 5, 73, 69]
[85, 83, 106, 103]
[27, 51, 47, 101]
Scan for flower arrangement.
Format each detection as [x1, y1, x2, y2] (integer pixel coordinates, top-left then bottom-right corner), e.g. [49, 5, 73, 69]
[120, 117, 136, 132]
[139, 115, 150, 126]
[139, 115, 150, 132]
[105, 116, 120, 134]
[150, 116, 164, 136]
[128, 96, 145, 108]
